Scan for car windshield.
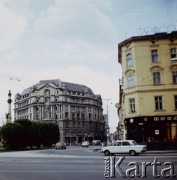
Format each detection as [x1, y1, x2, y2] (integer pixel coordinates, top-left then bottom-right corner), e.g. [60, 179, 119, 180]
[132, 140, 138, 145]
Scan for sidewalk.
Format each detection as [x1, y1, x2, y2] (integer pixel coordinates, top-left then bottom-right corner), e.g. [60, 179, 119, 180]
[145, 150, 177, 154]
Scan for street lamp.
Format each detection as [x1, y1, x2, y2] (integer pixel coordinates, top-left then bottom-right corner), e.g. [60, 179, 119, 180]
[106, 126, 110, 145]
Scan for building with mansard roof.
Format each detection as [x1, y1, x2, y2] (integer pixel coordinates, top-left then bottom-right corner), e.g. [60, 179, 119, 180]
[118, 31, 177, 142]
[14, 79, 106, 143]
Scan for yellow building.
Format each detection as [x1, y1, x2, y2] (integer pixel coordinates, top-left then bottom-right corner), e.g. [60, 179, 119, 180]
[118, 31, 177, 142]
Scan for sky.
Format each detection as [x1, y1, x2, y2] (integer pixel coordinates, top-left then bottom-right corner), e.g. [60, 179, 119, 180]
[0, 0, 177, 132]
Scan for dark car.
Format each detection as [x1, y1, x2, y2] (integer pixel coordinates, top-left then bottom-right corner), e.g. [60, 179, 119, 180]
[92, 140, 101, 145]
[55, 142, 66, 150]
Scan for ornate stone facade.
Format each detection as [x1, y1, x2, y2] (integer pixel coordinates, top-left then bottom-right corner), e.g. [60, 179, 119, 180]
[14, 79, 106, 143]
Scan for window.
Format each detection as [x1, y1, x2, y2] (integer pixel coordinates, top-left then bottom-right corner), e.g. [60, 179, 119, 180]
[172, 71, 177, 84]
[72, 113, 75, 120]
[174, 95, 177, 109]
[46, 106, 50, 111]
[114, 142, 121, 146]
[122, 141, 130, 146]
[151, 50, 158, 63]
[153, 72, 161, 85]
[127, 75, 134, 88]
[155, 96, 163, 110]
[170, 48, 177, 60]
[65, 112, 68, 118]
[89, 113, 91, 120]
[129, 98, 135, 112]
[44, 89, 50, 96]
[65, 105, 68, 111]
[81, 114, 85, 120]
[126, 53, 133, 67]
[45, 97, 50, 103]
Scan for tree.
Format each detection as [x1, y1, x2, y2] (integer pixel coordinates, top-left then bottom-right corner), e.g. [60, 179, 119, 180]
[1, 123, 23, 149]
[14, 119, 33, 148]
[31, 122, 42, 148]
[1, 120, 59, 150]
[41, 122, 59, 147]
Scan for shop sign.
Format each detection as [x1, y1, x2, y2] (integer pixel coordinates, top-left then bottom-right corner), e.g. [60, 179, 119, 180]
[153, 116, 177, 121]
[154, 117, 159, 121]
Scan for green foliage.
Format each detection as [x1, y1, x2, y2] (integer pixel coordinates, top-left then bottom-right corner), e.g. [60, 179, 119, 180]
[31, 122, 42, 148]
[1, 123, 23, 149]
[41, 122, 59, 147]
[15, 119, 33, 148]
[1, 120, 59, 150]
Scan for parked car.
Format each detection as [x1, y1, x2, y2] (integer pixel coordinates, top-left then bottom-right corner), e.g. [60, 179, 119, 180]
[101, 140, 146, 156]
[92, 140, 101, 145]
[81, 141, 90, 147]
[55, 142, 66, 150]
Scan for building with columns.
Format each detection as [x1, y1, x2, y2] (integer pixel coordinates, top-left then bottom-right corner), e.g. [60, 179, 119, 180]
[118, 31, 177, 142]
[14, 79, 106, 143]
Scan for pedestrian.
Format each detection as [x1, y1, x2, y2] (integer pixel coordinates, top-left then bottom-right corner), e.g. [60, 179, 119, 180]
[147, 137, 151, 142]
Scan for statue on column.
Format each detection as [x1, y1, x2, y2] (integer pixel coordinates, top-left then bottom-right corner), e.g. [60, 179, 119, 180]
[6, 90, 12, 123]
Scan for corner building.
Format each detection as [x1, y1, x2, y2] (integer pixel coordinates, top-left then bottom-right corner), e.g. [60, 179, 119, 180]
[14, 79, 105, 143]
[118, 31, 177, 142]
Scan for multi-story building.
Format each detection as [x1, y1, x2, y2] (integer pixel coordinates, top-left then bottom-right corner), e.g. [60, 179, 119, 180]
[118, 31, 177, 142]
[14, 79, 106, 143]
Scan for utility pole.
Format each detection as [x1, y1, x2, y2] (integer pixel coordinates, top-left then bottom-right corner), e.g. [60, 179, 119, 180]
[103, 99, 112, 145]
[7, 77, 22, 123]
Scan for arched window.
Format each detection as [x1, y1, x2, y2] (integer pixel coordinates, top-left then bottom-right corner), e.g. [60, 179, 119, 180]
[44, 89, 50, 96]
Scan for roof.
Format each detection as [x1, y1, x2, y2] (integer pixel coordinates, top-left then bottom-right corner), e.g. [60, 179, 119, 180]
[118, 31, 177, 48]
[118, 31, 177, 63]
[20, 79, 95, 96]
[62, 82, 88, 92]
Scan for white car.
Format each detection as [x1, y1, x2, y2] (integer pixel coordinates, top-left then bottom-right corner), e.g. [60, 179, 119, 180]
[101, 140, 146, 156]
[81, 141, 90, 147]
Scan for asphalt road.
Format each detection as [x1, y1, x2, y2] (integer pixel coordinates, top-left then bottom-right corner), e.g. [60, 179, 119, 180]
[0, 146, 176, 180]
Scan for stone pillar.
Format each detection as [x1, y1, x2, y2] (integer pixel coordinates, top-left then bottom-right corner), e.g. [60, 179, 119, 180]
[6, 90, 12, 123]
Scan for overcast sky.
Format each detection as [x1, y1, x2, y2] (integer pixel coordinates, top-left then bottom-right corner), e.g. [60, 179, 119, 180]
[0, 0, 177, 132]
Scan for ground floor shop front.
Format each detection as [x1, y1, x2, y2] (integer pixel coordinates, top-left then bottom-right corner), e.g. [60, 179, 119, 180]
[124, 115, 177, 143]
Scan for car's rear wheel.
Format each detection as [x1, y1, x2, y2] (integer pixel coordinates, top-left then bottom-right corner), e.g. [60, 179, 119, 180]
[129, 150, 136, 156]
[104, 150, 110, 156]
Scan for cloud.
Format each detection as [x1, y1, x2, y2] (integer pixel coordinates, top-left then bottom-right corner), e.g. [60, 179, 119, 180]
[31, 0, 118, 42]
[0, 0, 119, 74]
[0, 1, 27, 53]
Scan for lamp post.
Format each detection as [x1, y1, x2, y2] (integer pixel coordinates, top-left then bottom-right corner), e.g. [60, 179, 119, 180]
[103, 99, 111, 145]
[106, 126, 110, 145]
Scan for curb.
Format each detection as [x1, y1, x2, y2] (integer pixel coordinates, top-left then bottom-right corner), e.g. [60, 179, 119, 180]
[145, 150, 177, 154]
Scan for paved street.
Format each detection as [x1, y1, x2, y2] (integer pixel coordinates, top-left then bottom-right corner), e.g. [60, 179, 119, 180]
[0, 146, 176, 180]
